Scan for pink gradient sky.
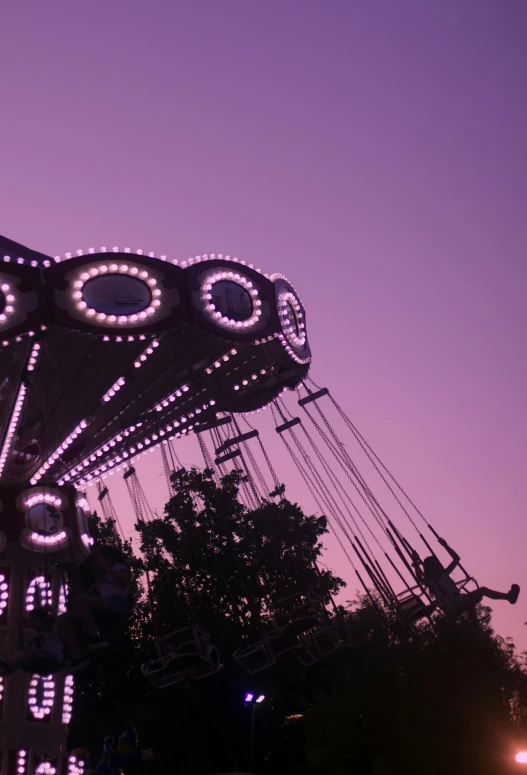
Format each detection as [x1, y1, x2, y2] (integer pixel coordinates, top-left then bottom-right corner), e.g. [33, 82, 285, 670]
[1, 1, 526, 647]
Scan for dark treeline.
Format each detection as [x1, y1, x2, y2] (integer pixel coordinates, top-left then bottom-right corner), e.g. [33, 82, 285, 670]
[69, 469, 527, 775]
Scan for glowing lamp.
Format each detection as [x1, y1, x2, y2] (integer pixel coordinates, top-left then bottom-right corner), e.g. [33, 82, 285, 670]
[516, 751, 527, 764]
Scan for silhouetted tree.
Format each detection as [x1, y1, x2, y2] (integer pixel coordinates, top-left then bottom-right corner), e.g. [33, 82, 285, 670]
[68, 473, 527, 775]
[136, 467, 344, 656]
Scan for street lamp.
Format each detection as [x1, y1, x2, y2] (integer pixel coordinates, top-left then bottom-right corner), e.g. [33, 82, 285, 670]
[244, 691, 266, 772]
[516, 751, 527, 764]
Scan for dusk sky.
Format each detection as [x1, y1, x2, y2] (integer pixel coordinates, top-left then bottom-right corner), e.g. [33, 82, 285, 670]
[2, 1, 526, 648]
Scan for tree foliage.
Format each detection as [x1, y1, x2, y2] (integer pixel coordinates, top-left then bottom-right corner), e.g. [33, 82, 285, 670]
[136, 467, 343, 651]
[68, 469, 527, 775]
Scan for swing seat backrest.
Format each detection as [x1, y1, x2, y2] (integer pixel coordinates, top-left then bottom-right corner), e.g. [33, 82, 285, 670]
[399, 594, 426, 616]
[456, 576, 479, 593]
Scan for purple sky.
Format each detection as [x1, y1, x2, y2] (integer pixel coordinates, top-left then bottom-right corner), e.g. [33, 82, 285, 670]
[2, 1, 526, 648]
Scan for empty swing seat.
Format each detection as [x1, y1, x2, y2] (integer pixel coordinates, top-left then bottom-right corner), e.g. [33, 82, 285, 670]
[187, 645, 223, 679]
[141, 653, 184, 689]
[298, 623, 344, 666]
[157, 626, 222, 677]
[233, 641, 277, 673]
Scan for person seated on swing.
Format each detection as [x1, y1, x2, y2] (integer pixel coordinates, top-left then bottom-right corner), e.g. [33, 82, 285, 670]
[59, 544, 134, 653]
[412, 537, 519, 617]
[0, 607, 83, 675]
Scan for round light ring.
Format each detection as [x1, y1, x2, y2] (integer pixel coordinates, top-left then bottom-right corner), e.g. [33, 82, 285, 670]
[82, 274, 152, 315]
[23, 490, 65, 537]
[71, 263, 161, 326]
[278, 290, 306, 349]
[201, 270, 262, 331]
[210, 280, 253, 321]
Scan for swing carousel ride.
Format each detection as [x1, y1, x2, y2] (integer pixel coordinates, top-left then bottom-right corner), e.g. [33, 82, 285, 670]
[0, 233, 480, 775]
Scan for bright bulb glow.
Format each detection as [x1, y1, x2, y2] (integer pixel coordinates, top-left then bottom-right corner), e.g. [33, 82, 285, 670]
[256, 694, 265, 703]
[244, 693, 254, 702]
[28, 674, 55, 719]
[516, 752, 527, 763]
[30, 419, 89, 483]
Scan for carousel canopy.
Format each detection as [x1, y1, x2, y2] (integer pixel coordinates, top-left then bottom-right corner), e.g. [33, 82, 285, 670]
[0, 235, 310, 488]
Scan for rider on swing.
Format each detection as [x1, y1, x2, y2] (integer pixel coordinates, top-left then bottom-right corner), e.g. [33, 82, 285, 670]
[413, 537, 519, 618]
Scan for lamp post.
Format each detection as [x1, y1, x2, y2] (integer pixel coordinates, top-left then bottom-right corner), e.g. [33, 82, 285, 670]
[244, 692, 265, 772]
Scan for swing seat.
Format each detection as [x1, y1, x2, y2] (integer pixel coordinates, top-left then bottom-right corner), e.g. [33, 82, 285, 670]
[159, 626, 211, 653]
[456, 576, 479, 594]
[398, 594, 429, 620]
[141, 654, 184, 689]
[186, 646, 223, 679]
[390, 591, 436, 633]
[152, 628, 221, 679]
[298, 623, 344, 665]
[434, 576, 480, 618]
[233, 641, 276, 673]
